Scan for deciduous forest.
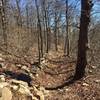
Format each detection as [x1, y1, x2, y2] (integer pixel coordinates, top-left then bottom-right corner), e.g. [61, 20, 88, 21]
[0, 0, 100, 100]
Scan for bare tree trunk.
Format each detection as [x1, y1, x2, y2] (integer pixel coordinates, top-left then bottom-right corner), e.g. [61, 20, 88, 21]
[15, 0, 23, 55]
[42, 0, 49, 53]
[74, 0, 93, 80]
[47, 5, 51, 50]
[43, 14, 46, 49]
[26, 4, 31, 43]
[15, 0, 22, 27]
[26, 4, 29, 31]
[54, 12, 58, 51]
[64, 0, 70, 56]
[0, 0, 7, 50]
[45, 12, 49, 53]
[35, 0, 43, 64]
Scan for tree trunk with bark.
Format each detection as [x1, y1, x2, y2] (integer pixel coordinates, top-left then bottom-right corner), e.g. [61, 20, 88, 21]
[74, 0, 93, 80]
[54, 12, 58, 51]
[42, 0, 49, 53]
[35, 0, 43, 64]
[0, 0, 7, 50]
[64, 0, 70, 56]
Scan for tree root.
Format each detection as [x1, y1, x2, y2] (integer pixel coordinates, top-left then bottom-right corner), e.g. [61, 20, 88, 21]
[45, 76, 74, 90]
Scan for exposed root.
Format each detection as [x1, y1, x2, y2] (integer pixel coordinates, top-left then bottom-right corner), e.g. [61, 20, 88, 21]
[45, 76, 74, 90]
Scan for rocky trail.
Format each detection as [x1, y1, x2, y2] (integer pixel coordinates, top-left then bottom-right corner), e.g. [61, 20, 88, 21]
[0, 53, 100, 100]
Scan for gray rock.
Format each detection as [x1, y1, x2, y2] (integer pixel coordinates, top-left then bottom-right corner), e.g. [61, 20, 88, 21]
[10, 79, 28, 87]
[22, 65, 30, 73]
[91, 65, 97, 69]
[95, 80, 100, 83]
[0, 75, 5, 82]
[0, 58, 5, 62]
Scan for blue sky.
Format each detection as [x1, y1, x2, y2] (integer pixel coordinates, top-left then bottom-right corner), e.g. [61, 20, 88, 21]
[20, 0, 100, 19]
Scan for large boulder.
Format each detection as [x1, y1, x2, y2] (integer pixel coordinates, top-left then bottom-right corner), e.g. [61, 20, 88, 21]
[0, 82, 9, 88]
[0, 87, 12, 100]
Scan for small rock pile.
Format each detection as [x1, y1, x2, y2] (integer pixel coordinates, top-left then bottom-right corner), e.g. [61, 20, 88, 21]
[0, 72, 49, 100]
[0, 56, 49, 100]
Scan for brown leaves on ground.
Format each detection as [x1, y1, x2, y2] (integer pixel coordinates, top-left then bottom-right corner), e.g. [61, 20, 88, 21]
[0, 51, 100, 100]
[34, 51, 100, 100]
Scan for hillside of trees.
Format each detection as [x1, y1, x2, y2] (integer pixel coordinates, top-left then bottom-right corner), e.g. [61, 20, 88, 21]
[0, 0, 100, 100]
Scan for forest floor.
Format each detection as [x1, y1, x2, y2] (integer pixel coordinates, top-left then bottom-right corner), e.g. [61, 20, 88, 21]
[34, 52, 100, 100]
[0, 50, 100, 100]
